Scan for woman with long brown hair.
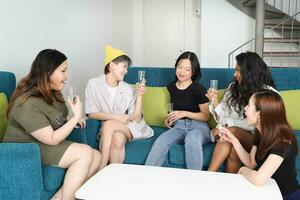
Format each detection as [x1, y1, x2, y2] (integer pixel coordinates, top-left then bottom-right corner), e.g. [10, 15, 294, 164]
[220, 90, 300, 200]
[4, 49, 101, 200]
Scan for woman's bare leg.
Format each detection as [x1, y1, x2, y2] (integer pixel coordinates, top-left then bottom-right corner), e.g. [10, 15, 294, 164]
[208, 127, 252, 172]
[226, 148, 242, 173]
[86, 149, 102, 179]
[225, 127, 253, 173]
[109, 130, 132, 163]
[207, 140, 232, 171]
[52, 143, 94, 200]
[99, 120, 132, 169]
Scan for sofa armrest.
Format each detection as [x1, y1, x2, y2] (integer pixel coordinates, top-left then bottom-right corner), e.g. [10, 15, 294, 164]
[0, 143, 43, 200]
[66, 127, 88, 144]
[86, 119, 102, 149]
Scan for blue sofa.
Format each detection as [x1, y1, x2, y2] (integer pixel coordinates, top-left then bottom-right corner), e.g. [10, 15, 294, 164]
[1, 67, 300, 199]
[86, 67, 300, 177]
[0, 71, 87, 199]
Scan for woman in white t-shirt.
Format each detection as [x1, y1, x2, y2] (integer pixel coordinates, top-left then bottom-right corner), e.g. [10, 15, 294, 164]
[85, 45, 153, 169]
[207, 51, 276, 173]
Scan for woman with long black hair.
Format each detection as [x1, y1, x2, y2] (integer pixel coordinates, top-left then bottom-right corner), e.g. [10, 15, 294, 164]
[207, 51, 276, 173]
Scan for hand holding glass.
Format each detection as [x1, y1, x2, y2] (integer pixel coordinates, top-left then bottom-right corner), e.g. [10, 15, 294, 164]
[217, 118, 228, 142]
[167, 103, 174, 127]
[138, 70, 146, 85]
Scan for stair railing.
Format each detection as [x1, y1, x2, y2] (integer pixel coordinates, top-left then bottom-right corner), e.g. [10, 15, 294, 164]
[265, 0, 300, 20]
[228, 11, 300, 68]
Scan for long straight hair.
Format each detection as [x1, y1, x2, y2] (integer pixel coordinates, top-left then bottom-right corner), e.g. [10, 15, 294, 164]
[254, 90, 298, 159]
[7, 49, 67, 117]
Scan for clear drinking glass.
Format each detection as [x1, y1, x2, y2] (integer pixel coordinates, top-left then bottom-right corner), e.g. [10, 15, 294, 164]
[66, 86, 77, 103]
[209, 80, 218, 105]
[138, 70, 146, 84]
[210, 80, 218, 91]
[217, 118, 228, 142]
[167, 102, 173, 114]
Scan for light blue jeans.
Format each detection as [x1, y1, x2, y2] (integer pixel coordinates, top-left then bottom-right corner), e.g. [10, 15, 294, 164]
[145, 119, 210, 170]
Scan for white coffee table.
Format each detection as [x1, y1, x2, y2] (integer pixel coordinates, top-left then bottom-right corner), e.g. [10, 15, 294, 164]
[76, 163, 282, 200]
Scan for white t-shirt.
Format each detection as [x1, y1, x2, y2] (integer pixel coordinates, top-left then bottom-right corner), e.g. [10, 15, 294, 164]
[106, 84, 118, 103]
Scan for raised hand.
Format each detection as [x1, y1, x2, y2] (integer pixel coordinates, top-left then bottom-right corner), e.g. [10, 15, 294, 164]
[218, 127, 237, 143]
[136, 83, 146, 97]
[68, 95, 82, 119]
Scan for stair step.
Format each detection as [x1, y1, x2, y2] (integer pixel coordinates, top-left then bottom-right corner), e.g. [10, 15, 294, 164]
[263, 51, 300, 57]
[242, 0, 256, 7]
[264, 24, 300, 30]
[265, 9, 285, 19]
[264, 38, 300, 43]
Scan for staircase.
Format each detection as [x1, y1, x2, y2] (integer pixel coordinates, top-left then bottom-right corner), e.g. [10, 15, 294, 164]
[227, 0, 300, 67]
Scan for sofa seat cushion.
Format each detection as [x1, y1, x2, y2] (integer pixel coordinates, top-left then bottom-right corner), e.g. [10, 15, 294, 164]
[0, 93, 8, 141]
[42, 166, 66, 192]
[280, 90, 300, 130]
[125, 126, 167, 164]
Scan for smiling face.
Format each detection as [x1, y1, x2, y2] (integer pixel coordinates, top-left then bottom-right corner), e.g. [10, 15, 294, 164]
[176, 59, 193, 83]
[50, 61, 68, 91]
[109, 61, 129, 81]
[245, 96, 260, 127]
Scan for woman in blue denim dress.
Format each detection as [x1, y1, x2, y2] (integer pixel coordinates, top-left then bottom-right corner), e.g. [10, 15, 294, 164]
[145, 51, 210, 170]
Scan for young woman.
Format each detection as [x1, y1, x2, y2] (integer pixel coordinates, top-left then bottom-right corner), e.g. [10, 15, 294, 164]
[3, 49, 101, 200]
[145, 51, 210, 170]
[220, 90, 300, 200]
[85, 45, 153, 170]
[207, 51, 276, 173]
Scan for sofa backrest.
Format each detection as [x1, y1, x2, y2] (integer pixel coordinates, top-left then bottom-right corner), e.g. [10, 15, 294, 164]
[0, 71, 16, 100]
[125, 67, 300, 91]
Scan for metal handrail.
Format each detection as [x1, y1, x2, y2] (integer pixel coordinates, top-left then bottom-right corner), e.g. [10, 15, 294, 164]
[228, 11, 300, 67]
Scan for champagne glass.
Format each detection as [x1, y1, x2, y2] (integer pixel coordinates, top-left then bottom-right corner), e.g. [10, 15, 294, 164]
[217, 118, 228, 142]
[138, 70, 146, 85]
[210, 80, 218, 91]
[209, 80, 218, 105]
[66, 86, 77, 103]
[167, 102, 174, 127]
[167, 102, 173, 114]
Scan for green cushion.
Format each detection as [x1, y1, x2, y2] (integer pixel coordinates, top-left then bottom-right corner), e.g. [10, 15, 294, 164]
[0, 93, 8, 142]
[280, 90, 300, 130]
[142, 87, 170, 127]
[207, 89, 225, 129]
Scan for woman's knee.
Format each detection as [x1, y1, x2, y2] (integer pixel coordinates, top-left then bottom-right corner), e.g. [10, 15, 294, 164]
[185, 130, 209, 145]
[101, 120, 119, 132]
[75, 143, 94, 163]
[111, 132, 126, 150]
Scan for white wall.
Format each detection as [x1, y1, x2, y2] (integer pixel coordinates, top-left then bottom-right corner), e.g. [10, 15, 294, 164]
[0, 0, 256, 100]
[0, 0, 133, 101]
[200, 0, 256, 67]
[132, 0, 201, 67]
